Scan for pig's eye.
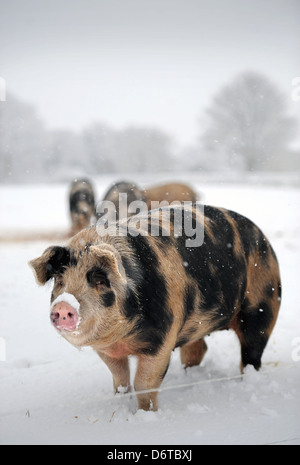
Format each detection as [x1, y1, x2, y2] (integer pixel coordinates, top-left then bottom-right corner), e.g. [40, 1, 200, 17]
[86, 267, 110, 290]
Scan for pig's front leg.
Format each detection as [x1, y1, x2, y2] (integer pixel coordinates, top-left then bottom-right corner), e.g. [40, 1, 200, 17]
[134, 352, 171, 411]
[96, 351, 130, 394]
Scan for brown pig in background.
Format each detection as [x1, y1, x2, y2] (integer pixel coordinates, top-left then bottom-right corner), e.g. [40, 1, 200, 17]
[29, 204, 281, 411]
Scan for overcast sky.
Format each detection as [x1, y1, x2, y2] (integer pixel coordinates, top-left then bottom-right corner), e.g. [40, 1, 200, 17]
[0, 0, 299, 146]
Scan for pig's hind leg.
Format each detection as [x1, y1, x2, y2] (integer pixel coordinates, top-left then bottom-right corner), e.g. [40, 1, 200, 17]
[231, 298, 280, 373]
[180, 339, 207, 369]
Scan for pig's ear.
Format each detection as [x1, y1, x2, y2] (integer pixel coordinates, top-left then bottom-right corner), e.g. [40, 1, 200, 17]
[89, 245, 126, 283]
[29, 246, 70, 285]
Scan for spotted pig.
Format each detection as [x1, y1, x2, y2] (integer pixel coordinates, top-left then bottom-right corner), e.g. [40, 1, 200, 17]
[29, 205, 281, 411]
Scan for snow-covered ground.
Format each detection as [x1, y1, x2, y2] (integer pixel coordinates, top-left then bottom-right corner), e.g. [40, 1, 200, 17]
[0, 175, 299, 445]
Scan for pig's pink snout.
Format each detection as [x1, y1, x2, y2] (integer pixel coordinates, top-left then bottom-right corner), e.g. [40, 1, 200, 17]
[51, 302, 79, 332]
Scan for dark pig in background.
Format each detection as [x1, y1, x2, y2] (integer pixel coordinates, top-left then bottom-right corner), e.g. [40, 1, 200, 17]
[29, 204, 281, 411]
[69, 178, 95, 236]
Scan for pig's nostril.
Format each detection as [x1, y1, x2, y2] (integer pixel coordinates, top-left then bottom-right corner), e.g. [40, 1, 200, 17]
[51, 311, 74, 321]
[51, 312, 60, 322]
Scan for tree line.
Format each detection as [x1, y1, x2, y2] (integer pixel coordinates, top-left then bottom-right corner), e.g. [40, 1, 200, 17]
[0, 72, 299, 183]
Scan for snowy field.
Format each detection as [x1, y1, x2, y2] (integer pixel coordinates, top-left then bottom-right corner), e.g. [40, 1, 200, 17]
[0, 175, 299, 445]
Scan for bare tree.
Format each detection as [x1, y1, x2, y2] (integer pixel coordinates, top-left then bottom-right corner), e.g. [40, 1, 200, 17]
[82, 123, 117, 174]
[200, 72, 297, 171]
[0, 94, 176, 183]
[82, 124, 175, 174]
[0, 94, 47, 182]
[115, 126, 174, 173]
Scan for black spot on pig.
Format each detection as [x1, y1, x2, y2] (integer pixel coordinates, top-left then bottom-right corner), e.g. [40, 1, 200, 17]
[46, 247, 77, 281]
[101, 291, 116, 307]
[124, 235, 173, 355]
